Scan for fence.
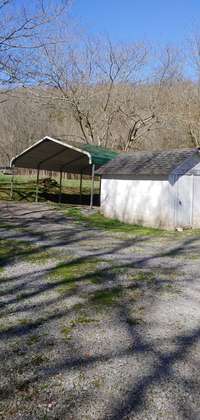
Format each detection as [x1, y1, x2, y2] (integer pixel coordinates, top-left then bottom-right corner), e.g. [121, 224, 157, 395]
[9, 168, 89, 180]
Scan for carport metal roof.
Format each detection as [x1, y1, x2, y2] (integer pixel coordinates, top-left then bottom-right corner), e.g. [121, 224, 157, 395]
[10, 136, 118, 174]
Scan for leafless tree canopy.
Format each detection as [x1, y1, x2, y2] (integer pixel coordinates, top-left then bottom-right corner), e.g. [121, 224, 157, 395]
[0, 1, 200, 164]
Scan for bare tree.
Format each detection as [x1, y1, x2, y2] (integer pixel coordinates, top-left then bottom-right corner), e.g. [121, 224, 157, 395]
[1, 16, 200, 165]
[185, 33, 200, 147]
[30, 36, 154, 150]
[0, 0, 69, 92]
[34, 37, 187, 151]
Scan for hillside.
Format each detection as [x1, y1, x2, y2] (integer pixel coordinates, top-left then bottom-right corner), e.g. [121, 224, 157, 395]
[0, 81, 198, 166]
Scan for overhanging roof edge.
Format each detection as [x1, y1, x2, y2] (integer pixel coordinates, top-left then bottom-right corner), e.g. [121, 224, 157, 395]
[10, 136, 92, 168]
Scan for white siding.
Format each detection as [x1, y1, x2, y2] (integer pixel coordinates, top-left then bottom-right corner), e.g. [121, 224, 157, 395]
[174, 175, 193, 227]
[100, 155, 200, 229]
[101, 177, 174, 228]
[192, 176, 200, 227]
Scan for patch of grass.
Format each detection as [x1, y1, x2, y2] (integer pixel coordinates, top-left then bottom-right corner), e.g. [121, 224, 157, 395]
[111, 266, 128, 275]
[128, 270, 181, 295]
[92, 377, 102, 388]
[90, 273, 106, 284]
[161, 284, 181, 294]
[0, 222, 18, 230]
[91, 287, 122, 306]
[49, 258, 99, 294]
[16, 292, 29, 301]
[129, 271, 156, 283]
[0, 323, 7, 332]
[124, 287, 143, 302]
[26, 250, 53, 264]
[31, 354, 47, 366]
[19, 318, 32, 326]
[189, 254, 200, 260]
[66, 207, 85, 221]
[126, 305, 145, 326]
[0, 238, 35, 267]
[0, 175, 99, 203]
[69, 315, 96, 327]
[60, 325, 73, 340]
[65, 207, 166, 236]
[163, 283, 174, 289]
[61, 315, 96, 340]
[58, 283, 78, 295]
[73, 302, 84, 312]
[40, 383, 49, 391]
[27, 334, 40, 345]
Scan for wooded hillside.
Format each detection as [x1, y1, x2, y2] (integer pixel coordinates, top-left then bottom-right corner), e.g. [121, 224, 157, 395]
[1, 1, 200, 165]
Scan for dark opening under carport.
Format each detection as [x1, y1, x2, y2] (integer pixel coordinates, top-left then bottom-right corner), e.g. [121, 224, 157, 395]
[10, 136, 118, 206]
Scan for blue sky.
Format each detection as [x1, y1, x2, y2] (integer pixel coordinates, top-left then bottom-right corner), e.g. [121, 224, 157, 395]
[71, 0, 200, 45]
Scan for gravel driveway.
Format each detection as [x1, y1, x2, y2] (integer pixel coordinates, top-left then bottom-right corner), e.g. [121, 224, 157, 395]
[0, 202, 200, 419]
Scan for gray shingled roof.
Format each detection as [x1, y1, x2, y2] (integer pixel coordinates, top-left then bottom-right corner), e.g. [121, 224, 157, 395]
[96, 148, 199, 176]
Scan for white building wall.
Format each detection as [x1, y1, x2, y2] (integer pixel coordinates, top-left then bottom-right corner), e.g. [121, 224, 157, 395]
[172, 157, 200, 228]
[193, 176, 200, 227]
[101, 177, 175, 228]
[100, 155, 200, 229]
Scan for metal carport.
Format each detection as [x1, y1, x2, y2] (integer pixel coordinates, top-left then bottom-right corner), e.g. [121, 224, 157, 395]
[10, 136, 118, 207]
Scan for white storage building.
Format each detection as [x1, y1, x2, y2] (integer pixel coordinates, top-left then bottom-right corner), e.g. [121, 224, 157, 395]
[96, 148, 200, 229]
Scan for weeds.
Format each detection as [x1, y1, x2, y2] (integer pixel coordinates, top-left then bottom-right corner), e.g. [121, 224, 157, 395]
[27, 335, 40, 345]
[91, 287, 122, 306]
[49, 258, 100, 294]
[0, 239, 35, 268]
[65, 207, 165, 236]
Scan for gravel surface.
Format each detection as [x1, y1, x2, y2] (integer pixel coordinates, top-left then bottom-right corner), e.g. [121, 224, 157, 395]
[0, 202, 200, 419]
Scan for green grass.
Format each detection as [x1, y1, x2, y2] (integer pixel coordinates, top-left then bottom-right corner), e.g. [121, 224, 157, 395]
[129, 271, 156, 282]
[16, 292, 30, 301]
[19, 318, 32, 326]
[27, 335, 40, 345]
[0, 174, 99, 202]
[69, 316, 96, 327]
[61, 325, 73, 340]
[0, 174, 40, 202]
[65, 207, 165, 236]
[64, 206, 200, 237]
[91, 287, 122, 306]
[0, 222, 18, 230]
[124, 287, 143, 302]
[26, 250, 53, 264]
[0, 239, 35, 267]
[90, 273, 107, 284]
[49, 258, 126, 306]
[188, 254, 200, 260]
[61, 315, 97, 340]
[49, 258, 99, 294]
[31, 354, 48, 366]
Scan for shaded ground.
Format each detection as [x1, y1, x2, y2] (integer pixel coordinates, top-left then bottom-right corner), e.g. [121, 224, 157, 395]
[0, 174, 100, 205]
[0, 202, 200, 419]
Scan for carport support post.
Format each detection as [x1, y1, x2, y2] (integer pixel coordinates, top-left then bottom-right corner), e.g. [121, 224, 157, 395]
[35, 167, 40, 203]
[99, 176, 101, 196]
[10, 166, 15, 200]
[80, 171, 83, 204]
[90, 164, 95, 209]
[59, 170, 63, 203]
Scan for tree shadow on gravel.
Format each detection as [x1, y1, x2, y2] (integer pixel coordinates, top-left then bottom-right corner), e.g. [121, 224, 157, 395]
[0, 202, 200, 419]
